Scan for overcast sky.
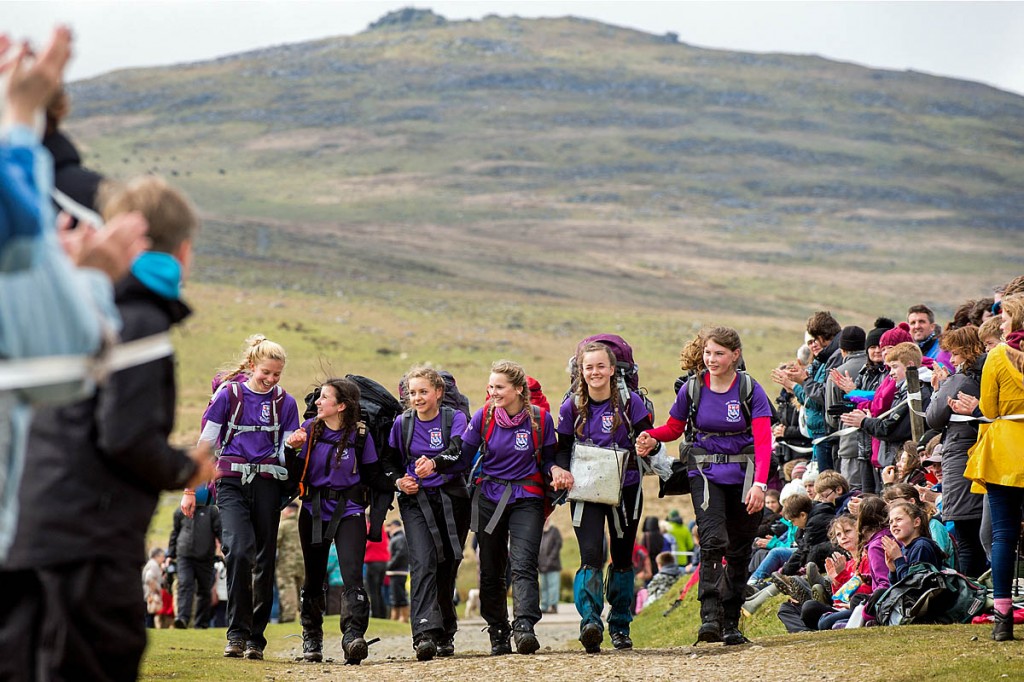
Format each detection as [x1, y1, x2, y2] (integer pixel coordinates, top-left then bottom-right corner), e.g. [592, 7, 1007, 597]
[6, 1, 1024, 96]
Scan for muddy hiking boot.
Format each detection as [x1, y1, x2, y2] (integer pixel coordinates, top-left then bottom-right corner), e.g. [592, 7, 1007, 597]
[342, 633, 368, 665]
[579, 622, 602, 654]
[436, 637, 455, 657]
[513, 620, 540, 655]
[243, 642, 264, 660]
[722, 615, 750, 647]
[769, 572, 813, 605]
[301, 632, 323, 663]
[223, 639, 245, 658]
[414, 635, 437, 661]
[487, 624, 512, 656]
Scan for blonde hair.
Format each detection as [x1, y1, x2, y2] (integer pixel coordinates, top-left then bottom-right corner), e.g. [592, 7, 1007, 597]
[100, 175, 198, 253]
[884, 342, 923, 367]
[814, 470, 848, 496]
[490, 359, 536, 434]
[978, 316, 1003, 343]
[402, 366, 445, 408]
[219, 334, 287, 382]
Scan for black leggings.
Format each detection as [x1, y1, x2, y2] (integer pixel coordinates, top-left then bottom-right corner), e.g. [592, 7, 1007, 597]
[572, 483, 642, 569]
[953, 518, 987, 578]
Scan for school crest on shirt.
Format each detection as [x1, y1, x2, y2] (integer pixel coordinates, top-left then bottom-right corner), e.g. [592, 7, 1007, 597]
[429, 428, 443, 449]
[726, 400, 742, 423]
[260, 402, 271, 424]
[515, 431, 531, 451]
[601, 413, 614, 433]
[338, 446, 351, 461]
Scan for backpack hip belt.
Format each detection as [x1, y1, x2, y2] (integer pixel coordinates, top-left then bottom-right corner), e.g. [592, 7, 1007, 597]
[686, 448, 756, 512]
[308, 484, 364, 545]
[410, 487, 464, 563]
[470, 473, 542, 536]
[216, 455, 287, 484]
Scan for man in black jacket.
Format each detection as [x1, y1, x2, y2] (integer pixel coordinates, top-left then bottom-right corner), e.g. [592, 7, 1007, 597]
[0, 176, 215, 682]
[168, 504, 222, 629]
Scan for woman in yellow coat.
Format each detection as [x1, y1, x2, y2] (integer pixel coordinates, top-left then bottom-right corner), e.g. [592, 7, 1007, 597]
[964, 292, 1024, 642]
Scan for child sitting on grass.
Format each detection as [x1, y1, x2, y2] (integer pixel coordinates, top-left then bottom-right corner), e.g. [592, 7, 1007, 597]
[882, 502, 944, 583]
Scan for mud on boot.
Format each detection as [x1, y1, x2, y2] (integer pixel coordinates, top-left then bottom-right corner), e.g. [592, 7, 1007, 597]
[436, 637, 455, 657]
[513, 620, 540, 655]
[722, 618, 749, 646]
[342, 634, 368, 665]
[579, 622, 602, 654]
[696, 621, 723, 644]
[301, 632, 323, 662]
[487, 624, 512, 656]
[414, 635, 437, 661]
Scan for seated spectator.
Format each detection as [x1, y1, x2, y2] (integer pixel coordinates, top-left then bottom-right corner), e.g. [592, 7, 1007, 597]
[978, 315, 1003, 351]
[642, 552, 684, 609]
[747, 494, 810, 590]
[778, 472, 847, 576]
[882, 483, 954, 569]
[882, 502, 944, 582]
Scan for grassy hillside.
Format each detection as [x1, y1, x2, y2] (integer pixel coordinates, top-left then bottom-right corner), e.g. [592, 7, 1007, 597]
[64, 9, 1023, 326]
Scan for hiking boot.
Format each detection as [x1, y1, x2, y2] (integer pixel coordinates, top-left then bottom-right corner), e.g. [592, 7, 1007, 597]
[223, 639, 245, 658]
[993, 609, 1015, 642]
[696, 621, 722, 644]
[805, 562, 829, 591]
[436, 637, 455, 657]
[414, 637, 437, 661]
[722, 627, 750, 646]
[243, 643, 264, 660]
[172, 618, 188, 630]
[487, 625, 512, 656]
[610, 632, 633, 650]
[769, 572, 813, 605]
[513, 626, 540, 655]
[579, 623, 602, 654]
[811, 584, 831, 606]
[302, 633, 323, 663]
[342, 634, 368, 665]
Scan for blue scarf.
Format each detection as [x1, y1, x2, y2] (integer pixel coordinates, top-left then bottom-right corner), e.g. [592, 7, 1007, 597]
[131, 251, 181, 300]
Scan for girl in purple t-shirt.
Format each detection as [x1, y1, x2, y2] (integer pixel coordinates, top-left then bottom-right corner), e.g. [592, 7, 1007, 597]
[196, 335, 299, 661]
[459, 360, 558, 656]
[385, 367, 471, 661]
[284, 377, 391, 665]
[553, 342, 654, 654]
[636, 327, 772, 646]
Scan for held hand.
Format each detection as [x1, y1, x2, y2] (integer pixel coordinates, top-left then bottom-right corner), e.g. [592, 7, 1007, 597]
[635, 432, 655, 457]
[286, 427, 307, 449]
[549, 465, 574, 491]
[413, 456, 436, 478]
[397, 476, 420, 495]
[744, 485, 765, 515]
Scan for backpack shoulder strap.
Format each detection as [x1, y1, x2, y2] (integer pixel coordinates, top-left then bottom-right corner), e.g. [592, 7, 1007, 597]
[222, 382, 246, 448]
[738, 371, 754, 427]
[297, 422, 317, 499]
[400, 408, 416, 463]
[686, 373, 703, 439]
[353, 421, 368, 476]
[530, 404, 545, 463]
[271, 385, 287, 451]
[441, 405, 455, 443]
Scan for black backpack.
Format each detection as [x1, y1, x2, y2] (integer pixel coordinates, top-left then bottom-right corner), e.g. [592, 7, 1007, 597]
[397, 370, 471, 419]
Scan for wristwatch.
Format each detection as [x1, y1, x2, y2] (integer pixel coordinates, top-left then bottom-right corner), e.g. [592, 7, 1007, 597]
[753, 482, 768, 492]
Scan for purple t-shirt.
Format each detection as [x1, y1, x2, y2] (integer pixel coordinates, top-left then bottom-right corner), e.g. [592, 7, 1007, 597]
[462, 407, 556, 504]
[668, 374, 772, 486]
[297, 418, 378, 519]
[204, 382, 299, 462]
[556, 392, 650, 487]
[387, 409, 469, 488]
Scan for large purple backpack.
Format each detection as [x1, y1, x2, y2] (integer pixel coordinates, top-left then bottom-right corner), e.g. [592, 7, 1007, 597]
[567, 333, 654, 423]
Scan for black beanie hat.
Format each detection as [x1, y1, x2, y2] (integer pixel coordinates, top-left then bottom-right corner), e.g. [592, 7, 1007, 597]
[839, 325, 866, 352]
[864, 317, 896, 350]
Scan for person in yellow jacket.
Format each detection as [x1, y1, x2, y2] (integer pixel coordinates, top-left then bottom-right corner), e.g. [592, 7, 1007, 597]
[963, 292, 1024, 643]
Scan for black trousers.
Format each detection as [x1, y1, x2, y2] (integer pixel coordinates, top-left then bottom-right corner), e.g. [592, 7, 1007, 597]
[571, 482, 641, 569]
[690, 475, 760, 622]
[0, 561, 147, 682]
[298, 508, 366, 635]
[399, 490, 470, 640]
[475, 494, 543, 629]
[953, 518, 987, 578]
[216, 476, 282, 648]
[175, 556, 215, 627]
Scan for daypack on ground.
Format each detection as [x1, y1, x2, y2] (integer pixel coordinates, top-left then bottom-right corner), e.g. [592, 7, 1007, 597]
[868, 563, 987, 626]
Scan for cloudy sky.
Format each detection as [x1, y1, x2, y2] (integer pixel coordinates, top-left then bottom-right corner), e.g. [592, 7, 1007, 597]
[7, 1, 1024, 96]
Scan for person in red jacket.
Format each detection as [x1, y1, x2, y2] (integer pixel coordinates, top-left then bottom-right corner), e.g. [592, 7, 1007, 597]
[364, 523, 390, 620]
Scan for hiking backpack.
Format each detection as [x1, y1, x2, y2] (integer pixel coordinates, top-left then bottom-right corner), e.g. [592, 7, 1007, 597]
[397, 370, 471, 419]
[566, 334, 656, 422]
[868, 563, 987, 626]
